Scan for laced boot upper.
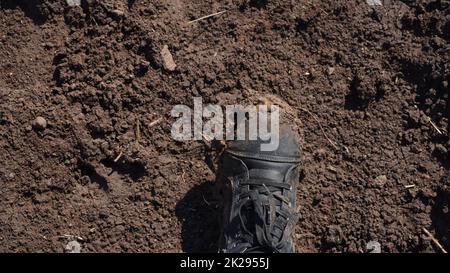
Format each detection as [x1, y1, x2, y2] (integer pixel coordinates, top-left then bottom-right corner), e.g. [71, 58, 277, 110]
[217, 124, 301, 253]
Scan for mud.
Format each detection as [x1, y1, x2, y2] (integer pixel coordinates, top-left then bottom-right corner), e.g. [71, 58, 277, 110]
[0, 0, 449, 252]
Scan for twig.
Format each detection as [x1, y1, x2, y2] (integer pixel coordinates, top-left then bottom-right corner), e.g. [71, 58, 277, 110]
[428, 117, 443, 135]
[180, 170, 186, 184]
[149, 117, 162, 128]
[188, 10, 227, 24]
[319, 7, 329, 16]
[404, 184, 416, 189]
[135, 119, 141, 143]
[113, 151, 123, 163]
[301, 108, 339, 150]
[423, 228, 447, 253]
[60, 234, 84, 241]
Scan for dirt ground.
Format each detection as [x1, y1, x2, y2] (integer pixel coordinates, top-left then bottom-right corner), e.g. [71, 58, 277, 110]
[0, 0, 449, 253]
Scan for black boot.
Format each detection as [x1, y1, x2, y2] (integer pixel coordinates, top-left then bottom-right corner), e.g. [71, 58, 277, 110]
[217, 124, 301, 253]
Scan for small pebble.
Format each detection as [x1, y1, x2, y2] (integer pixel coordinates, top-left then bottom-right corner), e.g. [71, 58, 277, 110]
[32, 116, 47, 131]
[65, 240, 81, 253]
[327, 66, 335, 76]
[366, 240, 381, 253]
[66, 0, 81, 6]
[111, 9, 124, 18]
[374, 175, 388, 187]
[160, 45, 177, 71]
[366, 0, 382, 6]
[327, 165, 338, 173]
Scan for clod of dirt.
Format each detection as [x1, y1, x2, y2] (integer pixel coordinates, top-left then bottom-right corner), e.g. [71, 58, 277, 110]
[65, 240, 81, 253]
[160, 45, 176, 71]
[324, 225, 343, 246]
[348, 67, 390, 108]
[32, 193, 50, 204]
[366, 241, 381, 253]
[32, 116, 47, 131]
[7, 172, 15, 180]
[249, 0, 268, 9]
[433, 144, 448, 158]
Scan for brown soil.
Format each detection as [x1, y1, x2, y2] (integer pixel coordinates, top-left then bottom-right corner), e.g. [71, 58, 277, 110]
[0, 0, 449, 253]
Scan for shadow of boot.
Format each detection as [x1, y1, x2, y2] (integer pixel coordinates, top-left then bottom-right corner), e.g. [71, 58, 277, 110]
[175, 180, 220, 252]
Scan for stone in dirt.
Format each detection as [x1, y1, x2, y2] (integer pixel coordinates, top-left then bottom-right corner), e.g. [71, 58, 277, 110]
[374, 175, 388, 187]
[66, 0, 81, 7]
[160, 45, 177, 71]
[366, 241, 381, 253]
[366, 0, 382, 6]
[32, 116, 47, 131]
[111, 9, 125, 18]
[327, 66, 335, 76]
[65, 240, 81, 253]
